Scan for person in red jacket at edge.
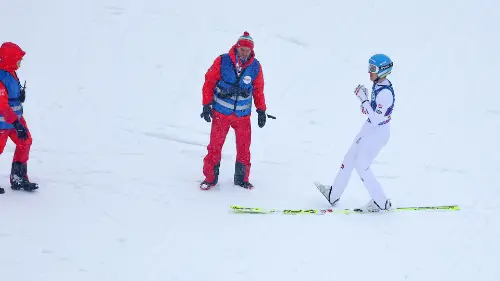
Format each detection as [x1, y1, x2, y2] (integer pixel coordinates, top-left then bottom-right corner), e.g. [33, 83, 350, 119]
[200, 32, 267, 190]
[0, 42, 39, 194]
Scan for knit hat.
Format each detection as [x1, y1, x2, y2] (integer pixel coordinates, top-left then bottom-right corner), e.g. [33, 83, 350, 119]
[236, 32, 254, 51]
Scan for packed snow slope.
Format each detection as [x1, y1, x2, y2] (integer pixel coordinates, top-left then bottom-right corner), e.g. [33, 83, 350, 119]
[1, 0, 499, 280]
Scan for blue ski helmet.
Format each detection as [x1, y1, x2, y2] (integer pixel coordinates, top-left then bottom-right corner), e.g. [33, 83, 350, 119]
[368, 54, 393, 78]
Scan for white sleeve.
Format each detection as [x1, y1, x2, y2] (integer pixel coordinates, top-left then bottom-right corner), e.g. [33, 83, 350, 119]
[362, 89, 393, 124]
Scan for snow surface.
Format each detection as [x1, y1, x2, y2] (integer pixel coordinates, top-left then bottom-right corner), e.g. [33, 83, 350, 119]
[1, 0, 500, 280]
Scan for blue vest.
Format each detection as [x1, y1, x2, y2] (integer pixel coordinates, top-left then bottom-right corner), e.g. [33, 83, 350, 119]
[212, 54, 260, 117]
[369, 81, 395, 125]
[0, 70, 23, 129]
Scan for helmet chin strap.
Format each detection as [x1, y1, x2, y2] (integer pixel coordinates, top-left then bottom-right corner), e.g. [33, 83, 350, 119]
[374, 73, 387, 83]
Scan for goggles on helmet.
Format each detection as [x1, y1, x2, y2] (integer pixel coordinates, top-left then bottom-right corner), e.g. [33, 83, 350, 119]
[368, 62, 393, 74]
[368, 63, 378, 73]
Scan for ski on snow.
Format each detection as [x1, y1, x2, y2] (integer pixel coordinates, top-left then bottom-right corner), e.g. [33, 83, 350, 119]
[230, 181, 460, 214]
[230, 204, 460, 215]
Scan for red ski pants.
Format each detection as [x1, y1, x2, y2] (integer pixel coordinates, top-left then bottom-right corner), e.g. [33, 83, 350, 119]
[0, 117, 32, 163]
[203, 111, 251, 183]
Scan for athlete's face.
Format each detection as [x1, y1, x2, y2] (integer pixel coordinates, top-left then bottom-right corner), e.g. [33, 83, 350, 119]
[237, 47, 252, 61]
[369, 72, 378, 82]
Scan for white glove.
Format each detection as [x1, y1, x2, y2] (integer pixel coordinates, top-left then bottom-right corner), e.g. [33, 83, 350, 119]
[354, 84, 368, 103]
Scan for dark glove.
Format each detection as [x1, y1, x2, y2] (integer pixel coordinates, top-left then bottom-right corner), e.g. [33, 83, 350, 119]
[12, 119, 28, 141]
[200, 105, 213, 122]
[256, 109, 266, 128]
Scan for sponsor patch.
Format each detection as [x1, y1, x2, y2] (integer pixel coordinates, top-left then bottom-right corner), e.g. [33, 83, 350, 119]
[376, 110, 382, 114]
[243, 76, 252, 84]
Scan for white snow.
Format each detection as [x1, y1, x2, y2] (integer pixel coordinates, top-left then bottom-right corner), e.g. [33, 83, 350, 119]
[1, 0, 500, 280]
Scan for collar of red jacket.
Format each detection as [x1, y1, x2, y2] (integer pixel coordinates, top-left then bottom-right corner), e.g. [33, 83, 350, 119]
[229, 44, 255, 69]
[0, 42, 26, 72]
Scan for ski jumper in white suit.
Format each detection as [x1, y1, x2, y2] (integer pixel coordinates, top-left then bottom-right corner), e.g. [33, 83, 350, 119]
[329, 79, 395, 209]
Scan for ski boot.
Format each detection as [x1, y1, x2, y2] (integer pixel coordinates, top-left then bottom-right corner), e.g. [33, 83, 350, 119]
[354, 199, 392, 213]
[10, 162, 39, 191]
[314, 181, 339, 206]
[0, 187, 4, 194]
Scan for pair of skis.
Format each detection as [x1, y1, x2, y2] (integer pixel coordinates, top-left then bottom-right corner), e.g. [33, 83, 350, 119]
[230, 182, 460, 215]
[230, 204, 460, 215]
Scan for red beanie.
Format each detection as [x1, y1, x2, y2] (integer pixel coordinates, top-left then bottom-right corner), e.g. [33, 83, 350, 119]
[236, 31, 254, 50]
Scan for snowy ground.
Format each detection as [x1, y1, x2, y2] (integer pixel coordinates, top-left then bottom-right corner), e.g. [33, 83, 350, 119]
[1, 0, 500, 280]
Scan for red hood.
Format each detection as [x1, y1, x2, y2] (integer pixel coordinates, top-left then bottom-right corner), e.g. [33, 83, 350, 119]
[229, 44, 255, 68]
[0, 42, 26, 72]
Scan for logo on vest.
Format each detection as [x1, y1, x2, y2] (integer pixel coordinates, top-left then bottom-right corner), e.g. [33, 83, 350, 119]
[243, 76, 252, 84]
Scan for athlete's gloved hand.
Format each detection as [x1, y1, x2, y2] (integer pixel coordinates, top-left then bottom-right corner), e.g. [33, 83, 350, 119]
[12, 119, 28, 141]
[256, 109, 266, 128]
[200, 105, 213, 122]
[354, 84, 368, 103]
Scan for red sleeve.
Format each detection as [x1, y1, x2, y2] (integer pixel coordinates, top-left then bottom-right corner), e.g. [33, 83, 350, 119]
[0, 82, 18, 124]
[202, 56, 222, 105]
[252, 64, 266, 111]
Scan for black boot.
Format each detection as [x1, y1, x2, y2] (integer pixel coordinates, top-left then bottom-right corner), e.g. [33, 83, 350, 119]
[0, 187, 4, 194]
[200, 163, 220, 190]
[10, 162, 38, 191]
[234, 161, 253, 189]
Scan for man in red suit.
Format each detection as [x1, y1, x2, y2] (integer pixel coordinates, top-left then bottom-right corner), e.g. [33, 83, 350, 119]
[0, 42, 39, 194]
[200, 32, 267, 190]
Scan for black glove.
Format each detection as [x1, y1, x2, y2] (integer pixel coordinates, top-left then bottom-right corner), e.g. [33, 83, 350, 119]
[12, 119, 28, 141]
[200, 105, 213, 122]
[256, 109, 266, 128]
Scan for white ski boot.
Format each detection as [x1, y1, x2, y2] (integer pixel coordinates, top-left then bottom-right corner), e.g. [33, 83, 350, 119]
[354, 199, 392, 213]
[314, 182, 339, 206]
